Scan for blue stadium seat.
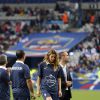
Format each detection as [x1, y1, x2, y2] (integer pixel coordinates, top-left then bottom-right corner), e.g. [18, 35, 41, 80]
[70, 0, 99, 3]
[0, 0, 57, 3]
[0, 0, 99, 3]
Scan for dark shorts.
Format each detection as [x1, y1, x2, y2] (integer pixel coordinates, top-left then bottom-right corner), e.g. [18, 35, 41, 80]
[0, 97, 10, 100]
[41, 89, 59, 100]
[14, 96, 30, 100]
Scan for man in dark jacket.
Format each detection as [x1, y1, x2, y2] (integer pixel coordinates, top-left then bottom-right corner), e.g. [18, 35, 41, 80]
[59, 51, 72, 100]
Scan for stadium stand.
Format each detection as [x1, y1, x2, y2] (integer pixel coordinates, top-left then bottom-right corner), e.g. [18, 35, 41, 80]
[2, 0, 97, 4]
[0, 1, 99, 52]
[70, 0, 100, 3]
[0, 0, 56, 3]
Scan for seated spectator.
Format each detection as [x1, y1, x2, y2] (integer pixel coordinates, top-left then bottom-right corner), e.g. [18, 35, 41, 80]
[51, 24, 60, 30]
[61, 11, 69, 24]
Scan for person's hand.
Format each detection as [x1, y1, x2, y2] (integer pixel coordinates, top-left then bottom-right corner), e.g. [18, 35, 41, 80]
[31, 96, 36, 100]
[66, 81, 72, 87]
[9, 81, 12, 85]
[30, 92, 36, 100]
[7, 67, 11, 72]
[58, 90, 62, 97]
[6, 67, 11, 75]
[37, 90, 41, 97]
[46, 96, 52, 100]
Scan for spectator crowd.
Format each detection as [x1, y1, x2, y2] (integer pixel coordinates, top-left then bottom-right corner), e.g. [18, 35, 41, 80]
[0, 2, 100, 77]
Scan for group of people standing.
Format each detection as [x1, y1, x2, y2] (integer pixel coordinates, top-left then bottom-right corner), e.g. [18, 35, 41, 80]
[0, 50, 35, 100]
[0, 49, 72, 100]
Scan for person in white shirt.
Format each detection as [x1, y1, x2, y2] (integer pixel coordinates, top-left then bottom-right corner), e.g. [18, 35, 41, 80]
[59, 51, 72, 100]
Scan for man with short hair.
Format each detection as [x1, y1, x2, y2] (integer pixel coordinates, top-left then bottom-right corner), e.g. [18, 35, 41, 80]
[10, 50, 35, 100]
[0, 54, 10, 100]
[59, 51, 72, 100]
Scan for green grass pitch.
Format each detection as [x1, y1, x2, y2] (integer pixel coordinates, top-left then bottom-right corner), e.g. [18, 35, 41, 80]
[10, 89, 100, 100]
[72, 90, 100, 100]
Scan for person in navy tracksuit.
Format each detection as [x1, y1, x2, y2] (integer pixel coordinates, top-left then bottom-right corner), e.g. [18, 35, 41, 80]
[37, 49, 62, 100]
[10, 50, 35, 100]
[0, 54, 10, 100]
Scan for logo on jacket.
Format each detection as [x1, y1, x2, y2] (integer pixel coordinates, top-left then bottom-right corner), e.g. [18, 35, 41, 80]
[44, 74, 56, 87]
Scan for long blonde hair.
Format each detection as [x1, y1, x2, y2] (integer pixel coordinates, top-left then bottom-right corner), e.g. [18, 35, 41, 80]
[43, 49, 59, 70]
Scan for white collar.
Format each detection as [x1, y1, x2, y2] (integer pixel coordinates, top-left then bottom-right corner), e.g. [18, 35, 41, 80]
[0, 66, 7, 70]
[46, 62, 50, 65]
[59, 63, 67, 68]
[16, 60, 24, 64]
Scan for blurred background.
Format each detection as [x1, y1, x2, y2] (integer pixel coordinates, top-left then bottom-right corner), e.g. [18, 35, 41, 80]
[0, 0, 100, 100]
